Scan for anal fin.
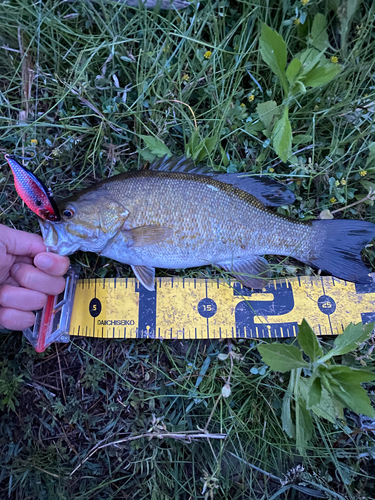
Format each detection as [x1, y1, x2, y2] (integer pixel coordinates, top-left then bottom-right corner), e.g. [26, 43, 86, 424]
[131, 265, 155, 291]
[218, 256, 271, 289]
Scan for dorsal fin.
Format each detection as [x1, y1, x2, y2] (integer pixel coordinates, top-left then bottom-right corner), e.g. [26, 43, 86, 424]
[149, 155, 212, 174]
[149, 155, 295, 207]
[210, 174, 296, 207]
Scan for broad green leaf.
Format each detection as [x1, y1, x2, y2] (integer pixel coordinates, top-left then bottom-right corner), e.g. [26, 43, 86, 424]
[321, 365, 374, 417]
[186, 130, 217, 161]
[272, 106, 292, 163]
[302, 64, 341, 88]
[220, 145, 229, 167]
[313, 386, 344, 423]
[288, 155, 299, 167]
[286, 58, 302, 85]
[360, 180, 375, 193]
[319, 369, 335, 396]
[197, 135, 218, 161]
[139, 148, 156, 162]
[297, 319, 323, 362]
[309, 13, 329, 52]
[140, 135, 172, 157]
[257, 343, 308, 373]
[306, 376, 322, 409]
[331, 379, 374, 418]
[296, 398, 313, 455]
[281, 393, 295, 439]
[282, 374, 296, 438]
[259, 24, 289, 95]
[186, 128, 200, 158]
[256, 100, 279, 131]
[327, 365, 375, 384]
[297, 48, 324, 74]
[292, 134, 312, 145]
[333, 322, 374, 356]
[336, 463, 356, 486]
[299, 376, 343, 423]
[244, 120, 264, 136]
[307, 385, 343, 423]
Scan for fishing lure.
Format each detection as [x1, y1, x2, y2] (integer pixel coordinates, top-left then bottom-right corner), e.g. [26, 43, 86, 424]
[5, 154, 60, 221]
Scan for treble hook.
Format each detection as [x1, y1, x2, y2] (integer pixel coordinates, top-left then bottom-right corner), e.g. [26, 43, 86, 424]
[6, 148, 37, 161]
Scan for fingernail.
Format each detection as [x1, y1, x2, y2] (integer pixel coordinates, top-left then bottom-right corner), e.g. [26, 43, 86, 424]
[35, 254, 53, 269]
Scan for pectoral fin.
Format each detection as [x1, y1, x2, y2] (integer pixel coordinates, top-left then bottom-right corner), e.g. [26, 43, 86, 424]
[124, 225, 173, 247]
[131, 265, 155, 291]
[218, 256, 271, 289]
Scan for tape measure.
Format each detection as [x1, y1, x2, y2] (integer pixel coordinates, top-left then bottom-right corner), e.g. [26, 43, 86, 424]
[23, 268, 375, 351]
[71, 274, 375, 339]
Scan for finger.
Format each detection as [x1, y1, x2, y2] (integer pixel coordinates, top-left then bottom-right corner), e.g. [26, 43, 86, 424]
[14, 255, 33, 265]
[0, 307, 35, 331]
[11, 263, 66, 296]
[34, 252, 70, 277]
[0, 224, 45, 257]
[3, 277, 19, 287]
[0, 284, 47, 311]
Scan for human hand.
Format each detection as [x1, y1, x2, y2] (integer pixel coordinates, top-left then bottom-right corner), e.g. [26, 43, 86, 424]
[0, 224, 70, 331]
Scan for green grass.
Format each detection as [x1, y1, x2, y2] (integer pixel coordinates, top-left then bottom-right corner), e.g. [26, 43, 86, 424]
[1, 0, 375, 498]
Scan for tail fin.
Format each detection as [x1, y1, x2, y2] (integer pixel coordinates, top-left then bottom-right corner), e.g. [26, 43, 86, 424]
[308, 220, 375, 283]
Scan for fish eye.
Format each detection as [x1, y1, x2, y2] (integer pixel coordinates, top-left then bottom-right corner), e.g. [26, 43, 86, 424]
[63, 207, 75, 219]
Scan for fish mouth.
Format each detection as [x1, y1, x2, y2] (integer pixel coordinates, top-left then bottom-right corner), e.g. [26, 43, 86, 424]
[38, 219, 81, 255]
[39, 219, 110, 256]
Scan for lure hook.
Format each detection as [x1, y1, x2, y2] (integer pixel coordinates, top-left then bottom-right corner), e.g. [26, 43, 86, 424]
[5, 148, 37, 161]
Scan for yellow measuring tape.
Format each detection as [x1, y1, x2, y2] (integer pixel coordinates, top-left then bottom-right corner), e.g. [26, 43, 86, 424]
[69, 276, 375, 339]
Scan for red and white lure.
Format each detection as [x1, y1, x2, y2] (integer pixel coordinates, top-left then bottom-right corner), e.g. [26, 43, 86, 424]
[5, 154, 60, 221]
[5, 154, 74, 353]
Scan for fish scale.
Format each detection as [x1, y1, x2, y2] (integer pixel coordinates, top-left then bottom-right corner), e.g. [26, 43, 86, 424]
[38, 156, 375, 291]
[97, 171, 313, 268]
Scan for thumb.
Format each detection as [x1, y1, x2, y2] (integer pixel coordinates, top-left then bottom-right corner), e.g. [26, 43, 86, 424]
[0, 224, 46, 257]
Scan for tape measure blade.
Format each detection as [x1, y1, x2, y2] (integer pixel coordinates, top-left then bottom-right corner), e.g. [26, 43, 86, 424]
[68, 276, 375, 340]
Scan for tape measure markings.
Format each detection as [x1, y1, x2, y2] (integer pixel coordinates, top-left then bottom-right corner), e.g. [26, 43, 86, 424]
[68, 276, 375, 340]
[321, 277, 333, 335]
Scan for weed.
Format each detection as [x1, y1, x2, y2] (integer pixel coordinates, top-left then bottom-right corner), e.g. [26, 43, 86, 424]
[1, 0, 375, 498]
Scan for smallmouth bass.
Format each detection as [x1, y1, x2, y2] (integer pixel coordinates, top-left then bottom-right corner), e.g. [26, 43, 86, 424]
[37, 156, 375, 290]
